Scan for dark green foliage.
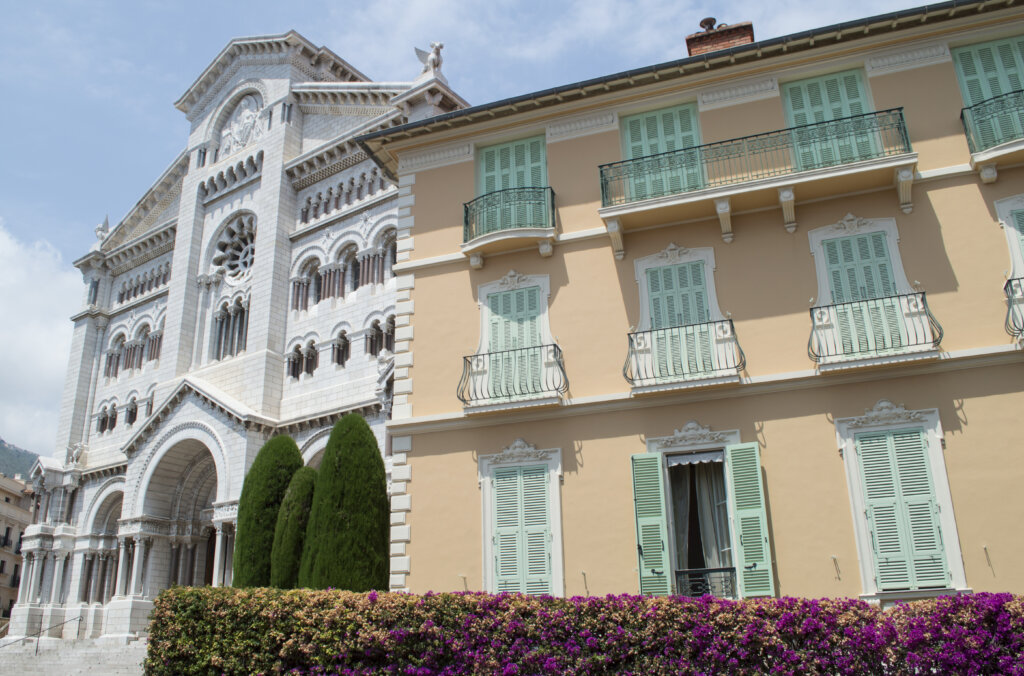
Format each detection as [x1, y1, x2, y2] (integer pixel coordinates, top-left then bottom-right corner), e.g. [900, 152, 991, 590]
[269, 466, 317, 589]
[233, 435, 302, 588]
[298, 415, 388, 591]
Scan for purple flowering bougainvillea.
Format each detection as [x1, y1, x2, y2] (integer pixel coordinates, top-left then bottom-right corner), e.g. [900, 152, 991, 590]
[144, 588, 1024, 675]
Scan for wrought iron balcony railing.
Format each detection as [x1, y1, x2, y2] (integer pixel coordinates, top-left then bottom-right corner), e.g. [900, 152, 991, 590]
[600, 109, 911, 208]
[457, 344, 568, 406]
[624, 320, 745, 388]
[808, 292, 942, 364]
[961, 90, 1024, 154]
[1004, 278, 1024, 339]
[463, 187, 555, 242]
[675, 567, 736, 598]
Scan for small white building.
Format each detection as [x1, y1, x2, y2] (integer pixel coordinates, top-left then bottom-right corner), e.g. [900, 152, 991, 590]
[6, 32, 464, 641]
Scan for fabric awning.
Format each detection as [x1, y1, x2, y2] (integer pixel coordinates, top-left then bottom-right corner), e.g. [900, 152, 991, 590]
[665, 450, 724, 467]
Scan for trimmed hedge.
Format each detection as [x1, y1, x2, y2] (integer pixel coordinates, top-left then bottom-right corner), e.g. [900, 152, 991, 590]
[233, 435, 303, 588]
[145, 588, 1024, 675]
[298, 415, 388, 591]
[270, 466, 317, 589]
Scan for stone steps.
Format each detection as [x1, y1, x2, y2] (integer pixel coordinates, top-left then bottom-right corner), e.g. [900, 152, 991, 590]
[0, 638, 146, 675]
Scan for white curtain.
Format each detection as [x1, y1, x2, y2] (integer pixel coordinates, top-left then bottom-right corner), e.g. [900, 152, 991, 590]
[695, 463, 732, 569]
[669, 464, 691, 572]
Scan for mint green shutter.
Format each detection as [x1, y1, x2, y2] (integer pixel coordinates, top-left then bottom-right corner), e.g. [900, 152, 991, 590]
[953, 39, 1024, 149]
[725, 442, 774, 597]
[622, 104, 703, 199]
[783, 70, 873, 169]
[1012, 210, 1024, 255]
[492, 465, 553, 595]
[647, 262, 712, 378]
[487, 286, 542, 398]
[477, 137, 547, 233]
[823, 232, 902, 355]
[631, 453, 671, 595]
[856, 429, 948, 591]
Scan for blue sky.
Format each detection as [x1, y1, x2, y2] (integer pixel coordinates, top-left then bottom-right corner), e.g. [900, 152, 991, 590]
[0, 0, 920, 455]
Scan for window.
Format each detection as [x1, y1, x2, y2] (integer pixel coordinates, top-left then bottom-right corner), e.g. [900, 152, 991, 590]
[626, 245, 742, 387]
[994, 196, 1024, 338]
[333, 331, 350, 366]
[104, 336, 125, 378]
[782, 70, 874, 169]
[473, 137, 549, 236]
[147, 329, 163, 362]
[953, 36, 1024, 150]
[835, 401, 966, 599]
[631, 424, 774, 599]
[108, 404, 117, 431]
[287, 345, 303, 379]
[479, 440, 563, 596]
[620, 103, 703, 197]
[0, 560, 5, 574]
[808, 215, 939, 364]
[460, 272, 566, 407]
[303, 342, 318, 375]
[126, 399, 138, 426]
[212, 214, 257, 283]
[97, 407, 108, 433]
[211, 298, 249, 360]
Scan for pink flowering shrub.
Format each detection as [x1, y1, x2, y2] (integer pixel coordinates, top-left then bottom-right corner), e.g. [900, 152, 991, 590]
[144, 588, 1024, 675]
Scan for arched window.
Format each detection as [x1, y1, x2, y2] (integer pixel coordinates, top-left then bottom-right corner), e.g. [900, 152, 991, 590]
[105, 336, 125, 378]
[212, 298, 249, 360]
[350, 257, 361, 293]
[384, 315, 396, 353]
[145, 396, 154, 417]
[287, 345, 303, 379]
[108, 405, 118, 431]
[126, 399, 138, 426]
[97, 408, 108, 434]
[367, 320, 384, 357]
[304, 341, 318, 376]
[147, 327, 163, 362]
[333, 331, 350, 366]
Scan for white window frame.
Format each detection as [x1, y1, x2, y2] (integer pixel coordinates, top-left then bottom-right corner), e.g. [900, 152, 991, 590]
[993, 194, 1024, 276]
[478, 439, 564, 596]
[834, 399, 967, 603]
[807, 213, 938, 369]
[807, 214, 915, 302]
[633, 244, 727, 330]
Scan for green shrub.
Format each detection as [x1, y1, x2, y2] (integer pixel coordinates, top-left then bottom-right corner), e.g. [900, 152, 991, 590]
[298, 415, 388, 591]
[232, 435, 302, 588]
[269, 466, 317, 589]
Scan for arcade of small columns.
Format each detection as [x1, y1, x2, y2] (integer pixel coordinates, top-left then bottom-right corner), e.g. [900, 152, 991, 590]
[17, 524, 236, 610]
[290, 243, 397, 311]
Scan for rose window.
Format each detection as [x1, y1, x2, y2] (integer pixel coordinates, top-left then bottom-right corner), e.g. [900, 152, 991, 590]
[213, 214, 257, 282]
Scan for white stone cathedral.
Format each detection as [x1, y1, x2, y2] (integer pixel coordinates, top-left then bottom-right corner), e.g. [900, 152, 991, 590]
[7, 32, 465, 641]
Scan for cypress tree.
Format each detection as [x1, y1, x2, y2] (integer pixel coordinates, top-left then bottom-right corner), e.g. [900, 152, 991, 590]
[298, 415, 388, 590]
[269, 466, 317, 589]
[233, 435, 302, 587]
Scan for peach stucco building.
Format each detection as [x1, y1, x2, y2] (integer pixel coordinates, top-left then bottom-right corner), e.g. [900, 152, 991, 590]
[358, 0, 1024, 604]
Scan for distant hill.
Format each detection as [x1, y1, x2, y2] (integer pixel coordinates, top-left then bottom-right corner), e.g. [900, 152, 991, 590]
[0, 438, 38, 478]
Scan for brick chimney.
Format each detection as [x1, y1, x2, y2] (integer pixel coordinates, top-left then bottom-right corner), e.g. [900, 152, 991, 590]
[686, 17, 754, 56]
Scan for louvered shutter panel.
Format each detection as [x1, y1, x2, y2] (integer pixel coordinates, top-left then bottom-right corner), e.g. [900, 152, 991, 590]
[1012, 210, 1024, 255]
[521, 465, 553, 595]
[492, 467, 524, 592]
[725, 442, 775, 597]
[621, 104, 702, 199]
[631, 453, 671, 595]
[892, 429, 948, 588]
[858, 431, 911, 590]
[783, 70, 873, 168]
[954, 40, 1024, 148]
[647, 262, 711, 378]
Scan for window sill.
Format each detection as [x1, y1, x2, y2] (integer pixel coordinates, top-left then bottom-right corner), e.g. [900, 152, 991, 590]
[463, 394, 562, 415]
[816, 347, 940, 372]
[861, 587, 972, 608]
[630, 373, 740, 395]
[460, 227, 556, 269]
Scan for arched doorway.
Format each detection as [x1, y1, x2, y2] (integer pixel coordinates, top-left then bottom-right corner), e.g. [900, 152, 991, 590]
[131, 438, 227, 599]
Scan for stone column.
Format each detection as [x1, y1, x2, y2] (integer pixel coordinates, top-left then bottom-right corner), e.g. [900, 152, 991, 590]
[91, 554, 105, 603]
[177, 542, 192, 585]
[16, 553, 32, 604]
[104, 553, 116, 602]
[51, 552, 67, 605]
[76, 552, 90, 602]
[211, 525, 225, 588]
[81, 316, 109, 444]
[114, 539, 128, 597]
[167, 541, 179, 586]
[129, 539, 145, 596]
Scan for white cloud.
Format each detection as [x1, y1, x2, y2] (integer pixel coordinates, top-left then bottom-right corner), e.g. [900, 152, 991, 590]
[0, 219, 81, 457]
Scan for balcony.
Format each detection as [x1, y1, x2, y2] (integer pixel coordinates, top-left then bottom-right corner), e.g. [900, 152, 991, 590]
[1004, 278, 1024, 340]
[598, 110, 916, 256]
[457, 344, 568, 411]
[675, 567, 736, 598]
[461, 187, 556, 268]
[808, 292, 942, 369]
[624, 320, 744, 392]
[961, 90, 1024, 183]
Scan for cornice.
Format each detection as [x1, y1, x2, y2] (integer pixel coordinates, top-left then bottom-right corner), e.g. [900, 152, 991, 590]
[866, 41, 951, 76]
[698, 76, 779, 111]
[397, 141, 473, 174]
[545, 111, 618, 143]
[98, 152, 187, 255]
